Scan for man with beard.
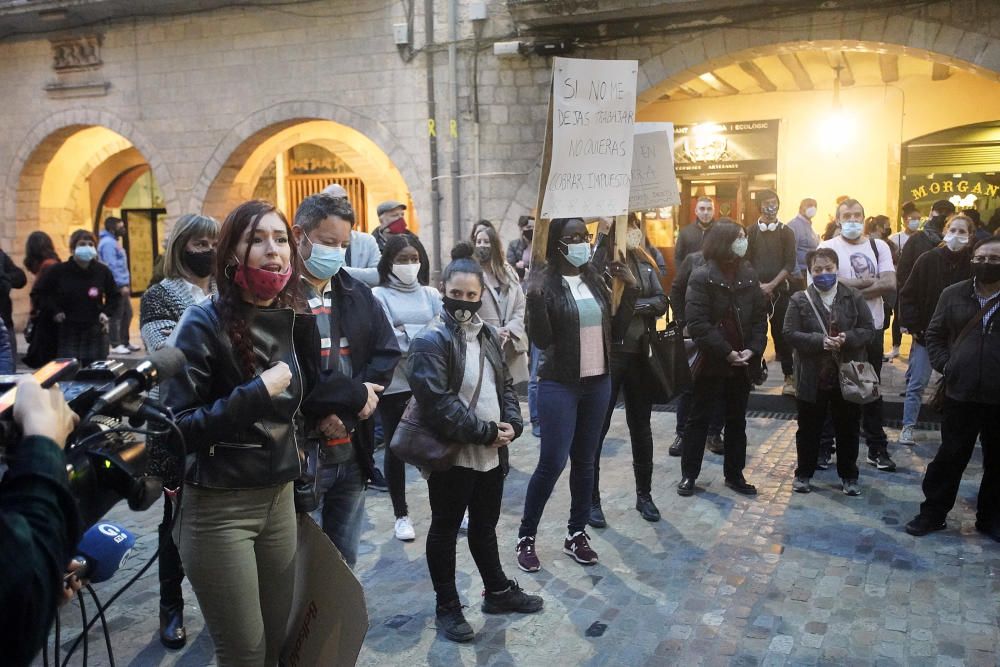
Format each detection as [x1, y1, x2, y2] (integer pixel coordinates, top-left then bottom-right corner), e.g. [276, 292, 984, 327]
[675, 196, 716, 267]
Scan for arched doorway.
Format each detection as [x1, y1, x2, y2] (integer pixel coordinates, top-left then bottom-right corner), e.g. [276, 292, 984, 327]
[200, 119, 414, 233]
[8, 120, 175, 324]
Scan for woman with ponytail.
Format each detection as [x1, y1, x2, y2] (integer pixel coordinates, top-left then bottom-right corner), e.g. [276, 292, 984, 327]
[407, 242, 542, 643]
[162, 200, 374, 666]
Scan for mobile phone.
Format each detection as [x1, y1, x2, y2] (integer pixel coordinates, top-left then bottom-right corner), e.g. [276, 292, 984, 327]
[0, 358, 80, 417]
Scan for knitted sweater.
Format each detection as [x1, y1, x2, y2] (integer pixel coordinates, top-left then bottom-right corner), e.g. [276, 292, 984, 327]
[139, 277, 214, 351]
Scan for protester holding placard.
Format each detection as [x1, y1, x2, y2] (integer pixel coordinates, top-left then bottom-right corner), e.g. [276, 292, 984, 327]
[589, 215, 668, 526]
[515, 218, 638, 572]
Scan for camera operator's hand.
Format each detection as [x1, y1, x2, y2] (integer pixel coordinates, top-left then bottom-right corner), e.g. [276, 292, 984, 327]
[54, 312, 66, 324]
[260, 361, 292, 397]
[61, 560, 86, 607]
[13, 376, 78, 447]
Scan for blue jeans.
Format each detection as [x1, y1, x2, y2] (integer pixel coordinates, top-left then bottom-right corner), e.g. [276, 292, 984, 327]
[903, 341, 932, 427]
[308, 455, 366, 568]
[527, 344, 541, 426]
[519, 375, 612, 537]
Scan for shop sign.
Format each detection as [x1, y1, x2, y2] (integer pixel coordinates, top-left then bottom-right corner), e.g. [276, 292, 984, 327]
[908, 178, 1000, 200]
[673, 120, 778, 176]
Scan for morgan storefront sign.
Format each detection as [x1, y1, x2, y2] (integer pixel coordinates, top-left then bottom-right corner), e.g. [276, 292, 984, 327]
[907, 177, 1000, 200]
[673, 120, 779, 176]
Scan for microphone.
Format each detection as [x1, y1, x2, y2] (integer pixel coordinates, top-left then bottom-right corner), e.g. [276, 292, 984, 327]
[85, 347, 186, 421]
[73, 522, 136, 583]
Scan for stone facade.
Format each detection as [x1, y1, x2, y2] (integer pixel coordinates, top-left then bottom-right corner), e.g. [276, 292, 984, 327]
[2, 0, 1000, 325]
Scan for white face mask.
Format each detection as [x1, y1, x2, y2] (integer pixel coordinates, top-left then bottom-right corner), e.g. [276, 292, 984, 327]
[392, 263, 420, 285]
[840, 221, 863, 240]
[804, 206, 817, 219]
[943, 233, 969, 252]
[731, 237, 749, 258]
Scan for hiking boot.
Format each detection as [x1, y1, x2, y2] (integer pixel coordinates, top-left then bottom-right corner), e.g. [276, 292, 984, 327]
[587, 502, 607, 529]
[515, 536, 540, 573]
[668, 434, 683, 457]
[563, 531, 599, 565]
[792, 476, 811, 493]
[841, 478, 862, 496]
[706, 434, 724, 455]
[905, 515, 946, 536]
[482, 579, 544, 614]
[635, 493, 661, 522]
[898, 425, 916, 445]
[435, 600, 474, 642]
[866, 449, 897, 472]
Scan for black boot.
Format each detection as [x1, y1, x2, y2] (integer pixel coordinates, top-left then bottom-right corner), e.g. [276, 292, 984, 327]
[159, 604, 186, 649]
[635, 493, 660, 522]
[588, 501, 607, 529]
[435, 600, 474, 642]
[481, 579, 544, 614]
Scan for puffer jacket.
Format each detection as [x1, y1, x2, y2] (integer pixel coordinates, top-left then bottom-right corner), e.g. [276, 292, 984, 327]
[406, 310, 522, 471]
[783, 284, 874, 403]
[525, 267, 638, 383]
[925, 279, 1000, 405]
[685, 259, 768, 378]
[898, 246, 971, 340]
[162, 297, 368, 489]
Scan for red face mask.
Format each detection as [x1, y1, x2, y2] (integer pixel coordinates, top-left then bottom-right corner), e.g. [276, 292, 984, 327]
[385, 218, 407, 234]
[233, 262, 292, 302]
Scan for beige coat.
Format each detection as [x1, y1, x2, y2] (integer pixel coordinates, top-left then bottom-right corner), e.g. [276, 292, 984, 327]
[479, 262, 529, 383]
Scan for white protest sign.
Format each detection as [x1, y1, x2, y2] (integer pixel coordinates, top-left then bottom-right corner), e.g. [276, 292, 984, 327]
[629, 121, 681, 211]
[541, 57, 638, 219]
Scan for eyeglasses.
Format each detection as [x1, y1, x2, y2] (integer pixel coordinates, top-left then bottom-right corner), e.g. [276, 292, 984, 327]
[560, 233, 592, 244]
[971, 255, 1000, 265]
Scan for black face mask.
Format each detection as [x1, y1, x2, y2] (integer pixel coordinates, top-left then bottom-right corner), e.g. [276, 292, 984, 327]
[442, 296, 482, 323]
[183, 249, 216, 278]
[523, 230, 533, 242]
[474, 247, 492, 263]
[972, 262, 1000, 285]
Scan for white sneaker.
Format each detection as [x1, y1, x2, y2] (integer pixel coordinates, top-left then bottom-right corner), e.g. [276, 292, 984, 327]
[127, 343, 142, 352]
[898, 425, 916, 445]
[459, 511, 469, 534]
[394, 516, 416, 541]
[110, 344, 132, 355]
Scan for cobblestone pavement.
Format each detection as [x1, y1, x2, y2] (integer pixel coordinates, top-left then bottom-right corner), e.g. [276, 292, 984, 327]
[39, 409, 997, 666]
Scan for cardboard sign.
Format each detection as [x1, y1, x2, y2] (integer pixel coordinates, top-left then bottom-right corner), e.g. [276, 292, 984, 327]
[540, 57, 638, 220]
[629, 122, 680, 211]
[282, 515, 368, 667]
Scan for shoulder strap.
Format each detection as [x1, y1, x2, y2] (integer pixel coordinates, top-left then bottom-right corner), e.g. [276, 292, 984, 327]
[869, 237, 879, 261]
[803, 289, 830, 336]
[954, 293, 1000, 345]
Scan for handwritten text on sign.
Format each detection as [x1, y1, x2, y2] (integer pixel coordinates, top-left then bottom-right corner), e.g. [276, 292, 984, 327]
[629, 122, 681, 211]
[542, 57, 638, 219]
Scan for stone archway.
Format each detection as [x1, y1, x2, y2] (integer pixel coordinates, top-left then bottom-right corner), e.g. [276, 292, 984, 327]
[3, 109, 179, 243]
[188, 101, 423, 228]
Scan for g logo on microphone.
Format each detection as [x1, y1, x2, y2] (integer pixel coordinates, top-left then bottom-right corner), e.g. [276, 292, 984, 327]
[97, 522, 135, 568]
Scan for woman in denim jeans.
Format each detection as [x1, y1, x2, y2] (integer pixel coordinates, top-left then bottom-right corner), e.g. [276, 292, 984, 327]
[515, 218, 637, 572]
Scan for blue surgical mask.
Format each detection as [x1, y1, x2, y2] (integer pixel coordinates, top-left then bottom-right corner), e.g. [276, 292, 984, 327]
[841, 221, 863, 240]
[731, 237, 748, 258]
[303, 235, 345, 280]
[560, 241, 591, 267]
[74, 245, 97, 262]
[906, 218, 921, 231]
[813, 272, 838, 292]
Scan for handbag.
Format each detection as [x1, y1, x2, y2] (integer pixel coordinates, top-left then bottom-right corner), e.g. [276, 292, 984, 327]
[644, 321, 691, 403]
[927, 294, 1000, 413]
[804, 290, 880, 404]
[389, 345, 486, 472]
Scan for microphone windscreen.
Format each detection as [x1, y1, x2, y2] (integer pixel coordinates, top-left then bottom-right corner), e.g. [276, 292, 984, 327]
[147, 347, 187, 382]
[74, 522, 136, 583]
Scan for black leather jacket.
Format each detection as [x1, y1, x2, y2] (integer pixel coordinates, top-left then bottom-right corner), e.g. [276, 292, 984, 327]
[406, 311, 522, 470]
[163, 298, 368, 489]
[685, 259, 768, 378]
[592, 238, 668, 352]
[525, 268, 638, 383]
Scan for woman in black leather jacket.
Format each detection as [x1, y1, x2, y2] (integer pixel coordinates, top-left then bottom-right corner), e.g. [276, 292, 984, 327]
[589, 215, 669, 525]
[406, 243, 542, 643]
[162, 200, 371, 666]
[679, 220, 767, 499]
[516, 218, 638, 573]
